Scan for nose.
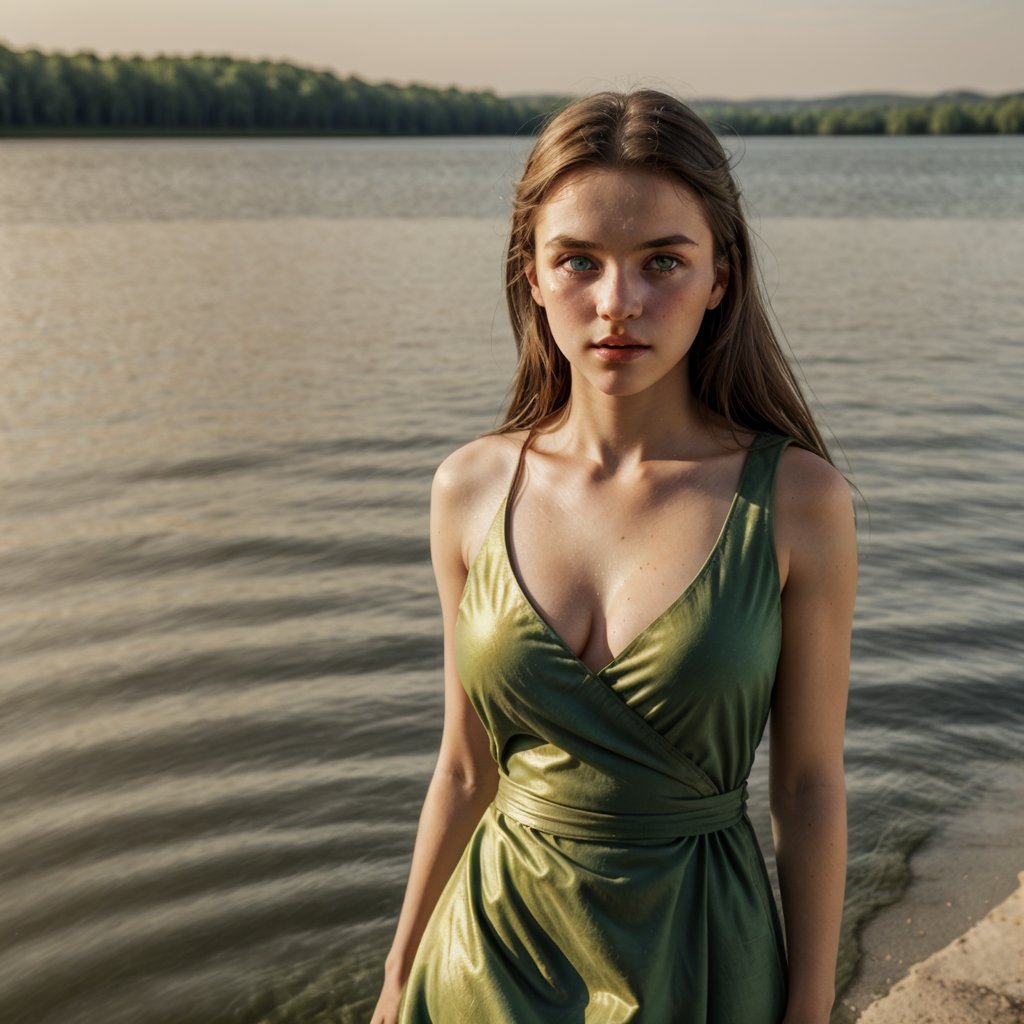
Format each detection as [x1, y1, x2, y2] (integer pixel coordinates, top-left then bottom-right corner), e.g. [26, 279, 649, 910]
[595, 264, 642, 324]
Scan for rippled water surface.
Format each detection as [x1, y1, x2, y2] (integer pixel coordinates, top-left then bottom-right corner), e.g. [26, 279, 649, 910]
[1, 136, 1022, 1023]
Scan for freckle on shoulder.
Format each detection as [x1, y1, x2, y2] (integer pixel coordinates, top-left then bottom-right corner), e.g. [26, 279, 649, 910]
[776, 444, 854, 524]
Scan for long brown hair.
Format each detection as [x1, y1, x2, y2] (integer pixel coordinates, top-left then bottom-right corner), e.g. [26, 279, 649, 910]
[496, 88, 831, 463]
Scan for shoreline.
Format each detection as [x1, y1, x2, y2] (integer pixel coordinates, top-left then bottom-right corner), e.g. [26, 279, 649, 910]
[852, 873, 1024, 1022]
[836, 762, 1024, 1022]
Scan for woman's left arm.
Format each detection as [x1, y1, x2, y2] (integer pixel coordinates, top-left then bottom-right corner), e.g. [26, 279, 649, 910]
[770, 448, 858, 1024]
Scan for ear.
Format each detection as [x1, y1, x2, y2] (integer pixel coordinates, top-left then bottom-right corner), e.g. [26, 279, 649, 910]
[525, 259, 545, 308]
[706, 260, 729, 311]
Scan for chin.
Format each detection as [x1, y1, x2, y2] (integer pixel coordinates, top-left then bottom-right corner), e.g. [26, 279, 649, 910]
[589, 376, 662, 399]
[579, 364, 684, 398]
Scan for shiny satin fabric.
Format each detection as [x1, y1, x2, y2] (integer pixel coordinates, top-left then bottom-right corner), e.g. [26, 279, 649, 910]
[397, 434, 792, 1023]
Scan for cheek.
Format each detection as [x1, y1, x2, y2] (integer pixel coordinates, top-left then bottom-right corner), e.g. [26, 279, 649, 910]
[659, 274, 717, 315]
[539, 292, 590, 352]
[537, 274, 583, 314]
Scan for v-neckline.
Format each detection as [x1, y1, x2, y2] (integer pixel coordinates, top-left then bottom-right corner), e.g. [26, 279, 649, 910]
[500, 434, 762, 678]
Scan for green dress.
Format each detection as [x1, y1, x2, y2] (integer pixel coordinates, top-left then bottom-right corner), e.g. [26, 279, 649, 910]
[398, 433, 792, 1023]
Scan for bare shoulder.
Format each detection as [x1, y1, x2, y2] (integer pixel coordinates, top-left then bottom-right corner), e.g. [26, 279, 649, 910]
[433, 431, 524, 505]
[432, 431, 527, 569]
[775, 444, 854, 527]
[774, 444, 857, 586]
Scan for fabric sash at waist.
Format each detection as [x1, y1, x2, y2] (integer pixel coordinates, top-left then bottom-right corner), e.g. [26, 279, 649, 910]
[493, 773, 747, 841]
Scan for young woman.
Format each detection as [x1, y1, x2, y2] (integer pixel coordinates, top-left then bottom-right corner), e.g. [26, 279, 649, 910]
[370, 89, 857, 1024]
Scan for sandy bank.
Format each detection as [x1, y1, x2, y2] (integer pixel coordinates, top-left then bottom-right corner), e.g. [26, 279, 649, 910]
[854, 870, 1023, 1023]
[836, 763, 1024, 1023]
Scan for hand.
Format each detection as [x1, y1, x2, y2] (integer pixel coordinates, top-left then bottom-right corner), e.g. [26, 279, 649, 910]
[367, 975, 404, 1024]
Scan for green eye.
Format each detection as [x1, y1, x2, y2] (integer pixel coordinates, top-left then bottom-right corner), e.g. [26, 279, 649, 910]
[650, 255, 680, 273]
[566, 255, 594, 272]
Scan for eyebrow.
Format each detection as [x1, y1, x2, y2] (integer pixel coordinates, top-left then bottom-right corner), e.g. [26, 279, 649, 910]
[543, 233, 699, 251]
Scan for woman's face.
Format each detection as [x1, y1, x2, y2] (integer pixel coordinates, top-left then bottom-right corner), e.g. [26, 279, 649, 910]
[526, 166, 727, 400]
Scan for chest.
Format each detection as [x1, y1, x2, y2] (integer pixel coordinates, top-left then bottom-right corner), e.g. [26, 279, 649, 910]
[505, 473, 739, 673]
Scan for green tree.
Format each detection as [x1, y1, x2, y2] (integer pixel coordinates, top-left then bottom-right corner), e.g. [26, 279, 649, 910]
[930, 103, 972, 134]
[994, 97, 1024, 133]
[791, 111, 820, 135]
[885, 105, 930, 135]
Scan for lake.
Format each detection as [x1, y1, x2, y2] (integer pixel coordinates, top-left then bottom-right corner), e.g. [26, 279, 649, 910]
[0, 134, 1022, 1023]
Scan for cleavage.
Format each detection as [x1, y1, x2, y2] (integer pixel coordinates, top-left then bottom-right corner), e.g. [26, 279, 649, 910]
[505, 468, 736, 673]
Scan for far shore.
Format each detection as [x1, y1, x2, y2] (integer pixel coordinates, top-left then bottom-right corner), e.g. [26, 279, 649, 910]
[2, 127, 1022, 140]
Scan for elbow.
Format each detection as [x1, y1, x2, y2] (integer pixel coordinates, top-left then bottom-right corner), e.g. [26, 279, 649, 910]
[770, 776, 847, 864]
[433, 756, 499, 798]
[769, 770, 846, 818]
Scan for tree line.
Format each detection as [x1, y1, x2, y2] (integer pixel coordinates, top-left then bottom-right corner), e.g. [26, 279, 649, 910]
[694, 98, 1024, 135]
[0, 44, 557, 135]
[1, 42, 1021, 136]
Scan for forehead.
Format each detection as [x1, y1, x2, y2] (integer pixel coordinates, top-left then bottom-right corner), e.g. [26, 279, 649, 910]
[534, 166, 711, 242]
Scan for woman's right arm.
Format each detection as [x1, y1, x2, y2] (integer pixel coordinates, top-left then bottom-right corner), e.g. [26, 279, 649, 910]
[369, 449, 501, 1024]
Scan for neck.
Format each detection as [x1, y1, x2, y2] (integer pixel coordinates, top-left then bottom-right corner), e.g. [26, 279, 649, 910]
[547, 365, 713, 470]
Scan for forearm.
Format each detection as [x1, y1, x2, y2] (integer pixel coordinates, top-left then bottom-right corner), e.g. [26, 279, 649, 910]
[383, 765, 498, 985]
[772, 779, 847, 1023]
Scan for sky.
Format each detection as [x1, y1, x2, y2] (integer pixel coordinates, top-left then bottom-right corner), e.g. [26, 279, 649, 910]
[4, 0, 1022, 100]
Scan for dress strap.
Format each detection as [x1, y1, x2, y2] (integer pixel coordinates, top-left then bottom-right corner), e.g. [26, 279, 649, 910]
[739, 433, 794, 514]
[723, 433, 794, 589]
[505, 429, 535, 509]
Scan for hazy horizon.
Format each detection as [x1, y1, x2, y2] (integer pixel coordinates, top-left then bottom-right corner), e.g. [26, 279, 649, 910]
[4, 0, 1022, 101]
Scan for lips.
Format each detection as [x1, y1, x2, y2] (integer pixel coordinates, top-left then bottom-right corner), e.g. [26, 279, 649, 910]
[590, 337, 650, 362]
[592, 335, 648, 349]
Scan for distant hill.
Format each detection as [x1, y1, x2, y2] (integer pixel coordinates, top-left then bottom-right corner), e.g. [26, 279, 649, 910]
[691, 90, 995, 112]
